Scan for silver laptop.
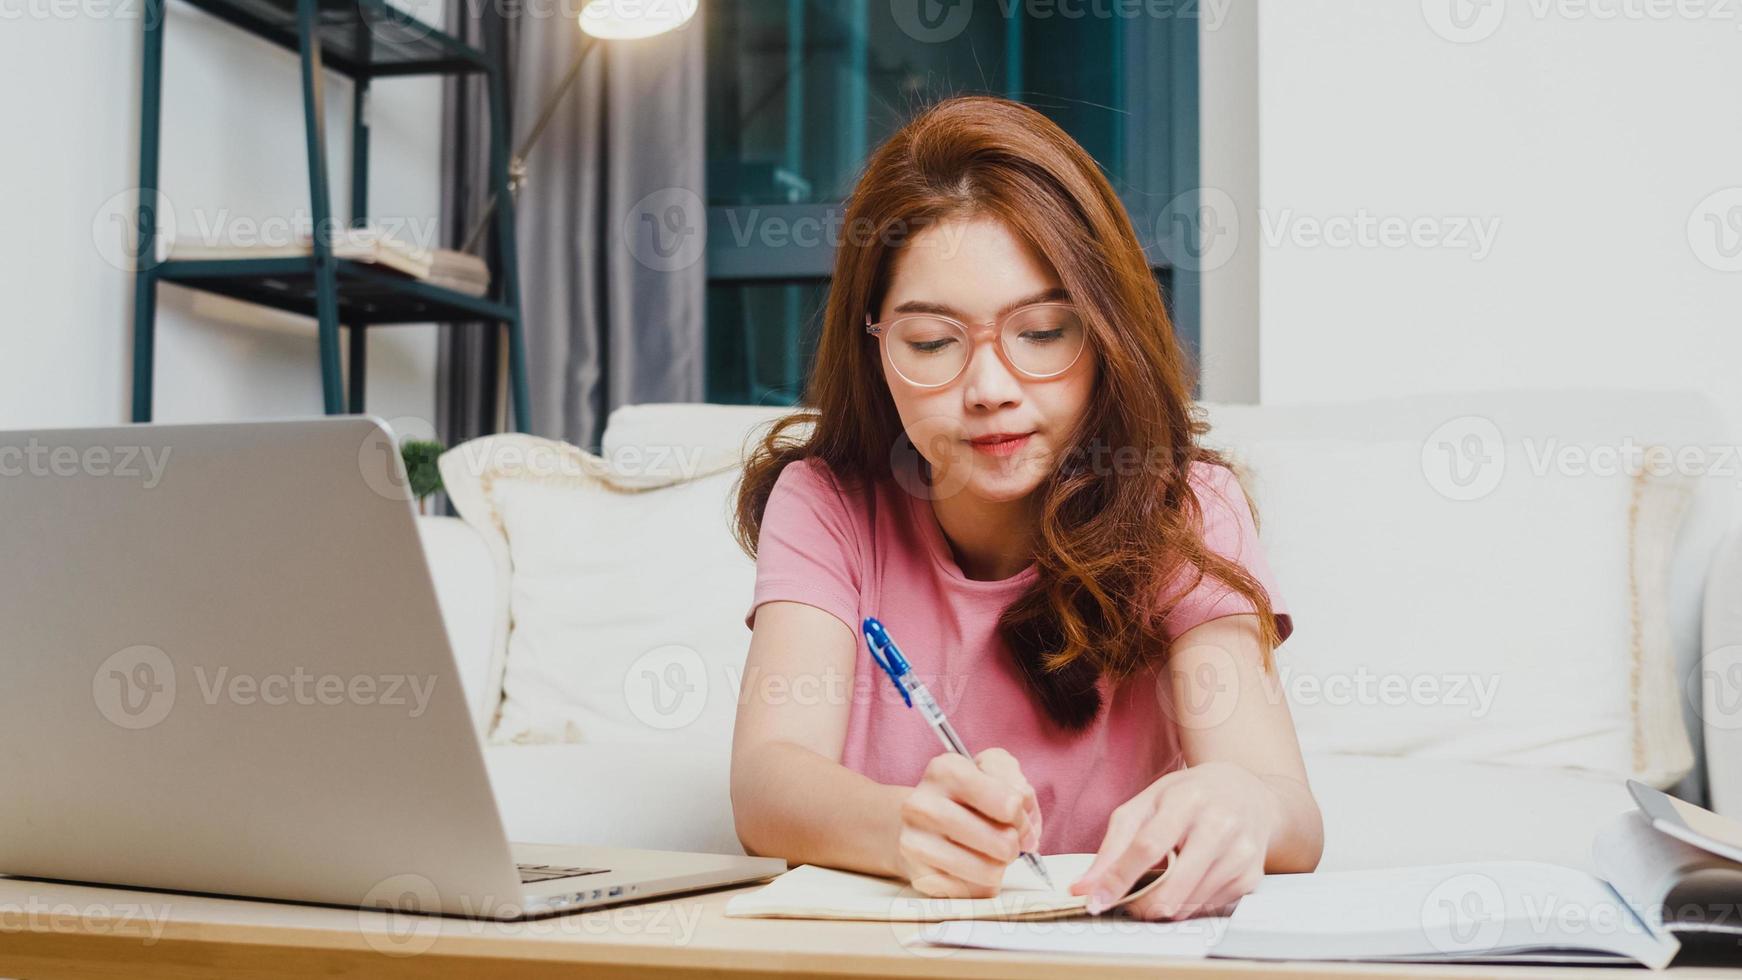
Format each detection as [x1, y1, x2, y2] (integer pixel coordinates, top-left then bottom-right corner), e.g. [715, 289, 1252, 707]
[0, 416, 785, 920]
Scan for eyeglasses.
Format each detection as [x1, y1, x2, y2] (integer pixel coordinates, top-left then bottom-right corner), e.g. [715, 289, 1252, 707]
[864, 302, 1088, 389]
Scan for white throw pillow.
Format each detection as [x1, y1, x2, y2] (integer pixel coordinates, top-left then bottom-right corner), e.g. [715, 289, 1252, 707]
[440, 435, 757, 747]
[1221, 435, 1694, 785]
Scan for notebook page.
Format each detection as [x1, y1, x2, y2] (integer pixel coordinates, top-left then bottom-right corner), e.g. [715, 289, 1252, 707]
[910, 915, 1225, 958]
[1213, 861, 1678, 968]
[725, 853, 1105, 921]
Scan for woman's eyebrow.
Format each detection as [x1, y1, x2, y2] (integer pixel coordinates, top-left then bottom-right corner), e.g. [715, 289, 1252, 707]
[891, 286, 1071, 319]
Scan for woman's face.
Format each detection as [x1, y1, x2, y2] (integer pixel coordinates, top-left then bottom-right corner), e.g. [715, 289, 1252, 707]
[874, 215, 1098, 505]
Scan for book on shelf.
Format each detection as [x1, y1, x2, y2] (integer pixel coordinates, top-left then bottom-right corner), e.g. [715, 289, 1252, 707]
[168, 226, 490, 297]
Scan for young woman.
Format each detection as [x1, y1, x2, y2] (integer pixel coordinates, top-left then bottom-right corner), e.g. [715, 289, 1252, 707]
[728, 95, 1321, 921]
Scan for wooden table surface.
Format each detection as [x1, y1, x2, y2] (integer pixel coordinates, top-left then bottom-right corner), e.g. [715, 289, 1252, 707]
[0, 874, 1737, 979]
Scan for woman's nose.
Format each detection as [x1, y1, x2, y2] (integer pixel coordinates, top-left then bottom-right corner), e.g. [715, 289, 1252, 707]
[959, 333, 1023, 410]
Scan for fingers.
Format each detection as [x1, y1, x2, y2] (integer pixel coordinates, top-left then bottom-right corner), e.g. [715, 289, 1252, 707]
[1126, 817, 1263, 921]
[927, 752, 1036, 844]
[902, 785, 1024, 867]
[1071, 781, 1182, 911]
[898, 826, 1005, 896]
[1177, 838, 1263, 916]
[1133, 853, 1258, 921]
[972, 747, 1043, 848]
[897, 748, 1047, 899]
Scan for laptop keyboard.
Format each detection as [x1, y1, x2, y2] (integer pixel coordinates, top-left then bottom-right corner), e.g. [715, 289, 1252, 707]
[517, 864, 612, 884]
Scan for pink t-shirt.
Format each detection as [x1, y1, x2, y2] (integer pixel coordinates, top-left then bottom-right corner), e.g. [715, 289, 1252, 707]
[743, 457, 1293, 855]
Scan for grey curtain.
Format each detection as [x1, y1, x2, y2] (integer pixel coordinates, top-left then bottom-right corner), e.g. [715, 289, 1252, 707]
[440, 3, 707, 453]
[437, 6, 499, 452]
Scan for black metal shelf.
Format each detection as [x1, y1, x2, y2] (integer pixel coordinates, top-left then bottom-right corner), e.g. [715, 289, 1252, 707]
[177, 0, 489, 77]
[158, 257, 514, 326]
[131, 0, 531, 427]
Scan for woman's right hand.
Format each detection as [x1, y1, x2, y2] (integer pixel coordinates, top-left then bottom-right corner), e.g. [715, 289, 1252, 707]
[892, 746, 1043, 897]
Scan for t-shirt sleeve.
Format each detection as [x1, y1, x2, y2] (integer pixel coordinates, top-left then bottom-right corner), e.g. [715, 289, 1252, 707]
[1160, 462, 1294, 645]
[744, 458, 863, 636]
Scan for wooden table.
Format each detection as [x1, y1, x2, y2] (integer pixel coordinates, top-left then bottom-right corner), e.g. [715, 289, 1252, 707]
[0, 874, 1737, 979]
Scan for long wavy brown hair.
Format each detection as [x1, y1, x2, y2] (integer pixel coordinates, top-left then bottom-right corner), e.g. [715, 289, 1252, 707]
[731, 94, 1281, 733]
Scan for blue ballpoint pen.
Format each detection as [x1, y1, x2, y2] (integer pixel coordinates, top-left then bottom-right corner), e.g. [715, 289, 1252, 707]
[861, 616, 1056, 891]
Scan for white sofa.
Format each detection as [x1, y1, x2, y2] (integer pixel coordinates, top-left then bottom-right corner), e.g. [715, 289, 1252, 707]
[416, 391, 1742, 875]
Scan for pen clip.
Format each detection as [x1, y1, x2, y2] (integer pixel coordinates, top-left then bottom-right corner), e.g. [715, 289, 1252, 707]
[861, 617, 913, 708]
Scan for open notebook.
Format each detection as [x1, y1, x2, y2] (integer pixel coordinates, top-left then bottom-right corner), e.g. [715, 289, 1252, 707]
[730, 786, 1742, 969]
[915, 795, 1742, 970]
[723, 851, 1175, 922]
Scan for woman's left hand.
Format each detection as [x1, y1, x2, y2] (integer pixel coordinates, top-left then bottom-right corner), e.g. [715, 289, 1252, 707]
[1069, 761, 1281, 921]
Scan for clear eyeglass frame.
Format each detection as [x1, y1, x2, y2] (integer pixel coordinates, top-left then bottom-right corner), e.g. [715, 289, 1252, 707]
[863, 302, 1088, 389]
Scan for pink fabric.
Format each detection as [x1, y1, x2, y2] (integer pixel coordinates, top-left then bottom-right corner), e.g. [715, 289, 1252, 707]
[744, 457, 1293, 856]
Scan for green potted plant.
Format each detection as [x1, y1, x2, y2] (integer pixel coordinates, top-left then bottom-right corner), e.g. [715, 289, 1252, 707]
[400, 439, 445, 514]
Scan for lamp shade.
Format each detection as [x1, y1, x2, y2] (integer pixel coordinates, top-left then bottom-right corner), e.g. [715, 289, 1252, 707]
[578, 0, 698, 39]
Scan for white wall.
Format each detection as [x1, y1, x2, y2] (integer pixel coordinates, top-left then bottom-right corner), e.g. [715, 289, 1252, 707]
[1197, 0, 1261, 404]
[1215, 0, 1742, 433]
[0, 4, 445, 432]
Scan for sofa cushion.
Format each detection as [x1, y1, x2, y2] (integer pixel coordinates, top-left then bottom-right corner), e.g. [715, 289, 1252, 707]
[439, 435, 756, 747]
[601, 403, 800, 467]
[415, 516, 504, 738]
[1198, 393, 1720, 789]
[1221, 436, 1692, 785]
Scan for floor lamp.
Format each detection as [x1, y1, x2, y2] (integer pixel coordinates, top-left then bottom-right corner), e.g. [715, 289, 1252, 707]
[461, 0, 700, 256]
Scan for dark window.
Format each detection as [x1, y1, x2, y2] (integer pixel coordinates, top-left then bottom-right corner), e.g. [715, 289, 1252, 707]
[705, 0, 1200, 405]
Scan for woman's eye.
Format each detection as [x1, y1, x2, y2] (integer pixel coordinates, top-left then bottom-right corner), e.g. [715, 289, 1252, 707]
[907, 338, 956, 355]
[1018, 329, 1065, 344]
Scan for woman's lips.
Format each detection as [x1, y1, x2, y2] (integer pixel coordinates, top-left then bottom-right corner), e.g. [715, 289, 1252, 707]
[968, 433, 1032, 457]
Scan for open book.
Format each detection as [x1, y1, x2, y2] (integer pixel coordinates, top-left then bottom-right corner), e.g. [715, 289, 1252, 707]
[1601, 779, 1742, 941]
[921, 784, 1742, 969]
[723, 851, 1176, 922]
